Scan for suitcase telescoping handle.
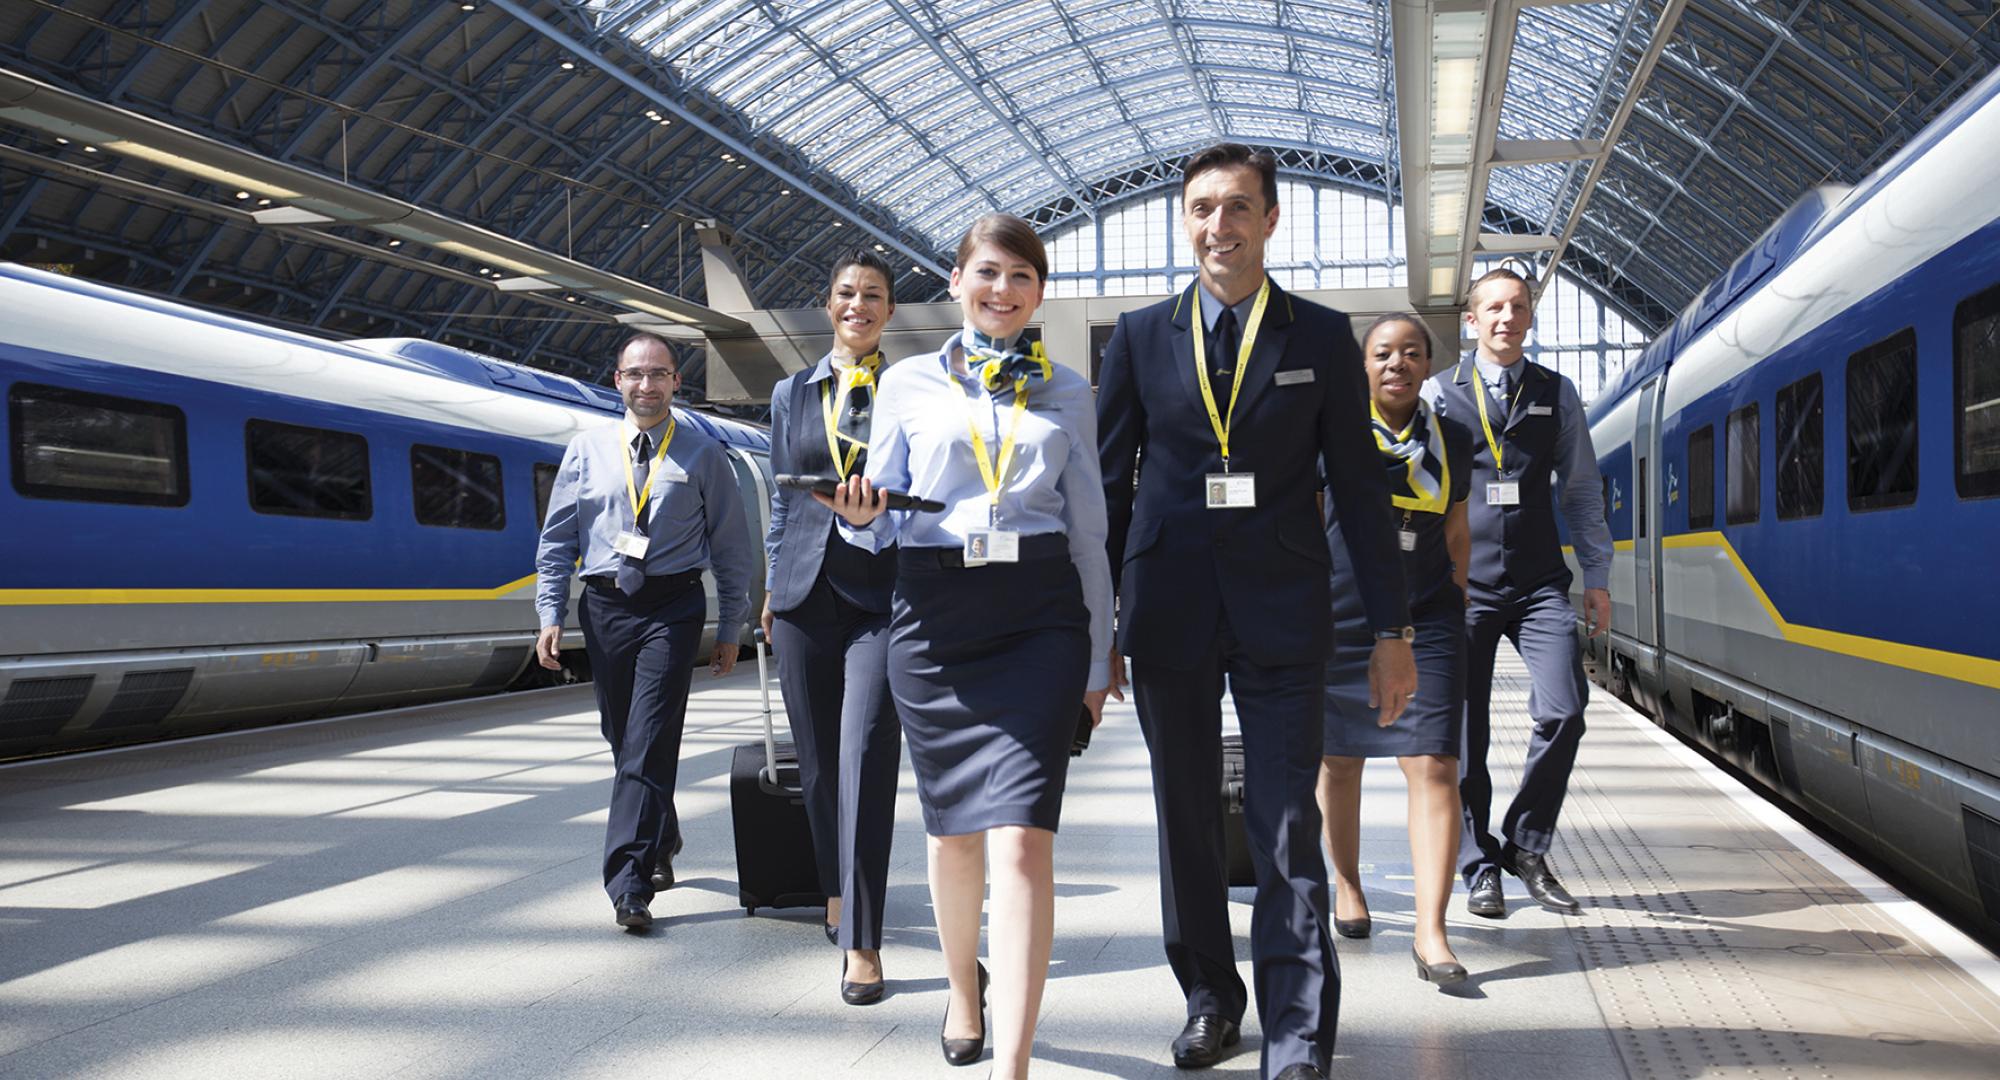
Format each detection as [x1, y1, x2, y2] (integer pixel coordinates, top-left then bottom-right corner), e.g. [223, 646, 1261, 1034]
[754, 628, 780, 786]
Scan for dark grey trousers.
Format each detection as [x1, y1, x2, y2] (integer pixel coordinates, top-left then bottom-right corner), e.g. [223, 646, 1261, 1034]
[1459, 580, 1589, 884]
[770, 576, 900, 950]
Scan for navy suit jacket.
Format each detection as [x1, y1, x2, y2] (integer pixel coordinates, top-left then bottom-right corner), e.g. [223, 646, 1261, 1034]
[1097, 279, 1411, 668]
[764, 360, 894, 615]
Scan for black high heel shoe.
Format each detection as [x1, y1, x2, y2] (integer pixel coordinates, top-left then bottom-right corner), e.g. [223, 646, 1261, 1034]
[940, 962, 988, 1066]
[840, 951, 885, 1006]
[1413, 946, 1468, 986]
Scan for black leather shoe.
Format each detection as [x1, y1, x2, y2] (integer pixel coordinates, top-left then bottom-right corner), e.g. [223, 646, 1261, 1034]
[613, 893, 652, 930]
[824, 921, 840, 946]
[1334, 915, 1372, 939]
[1510, 850, 1582, 913]
[649, 834, 684, 893]
[940, 962, 988, 1066]
[1466, 867, 1505, 918]
[840, 952, 884, 1006]
[1170, 1014, 1241, 1069]
[1273, 1065, 1324, 1080]
[1413, 946, 1468, 986]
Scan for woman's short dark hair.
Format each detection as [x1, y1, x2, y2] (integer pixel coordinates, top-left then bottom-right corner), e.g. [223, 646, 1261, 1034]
[1361, 313, 1438, 362]
[1182, 143, 1280, 210]
[954, 213, 1048, 282]
[828, 249, 895, 298]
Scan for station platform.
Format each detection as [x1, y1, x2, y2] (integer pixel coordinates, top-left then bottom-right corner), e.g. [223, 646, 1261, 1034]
[2, 649, 1998, 1080]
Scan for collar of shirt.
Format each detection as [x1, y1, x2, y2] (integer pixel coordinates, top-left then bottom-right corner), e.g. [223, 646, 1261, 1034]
[1196, 280, 1260, 333]
[805, 352, 841, 385]
[620, 415, 672, 450]
[1473, 353, 1524, 394]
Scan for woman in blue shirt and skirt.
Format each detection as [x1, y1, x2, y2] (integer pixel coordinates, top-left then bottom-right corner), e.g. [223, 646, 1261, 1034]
[1318, 314, 1473, 986]
[762, 250, 902, 1004]
[823, 214, 1113, 1078]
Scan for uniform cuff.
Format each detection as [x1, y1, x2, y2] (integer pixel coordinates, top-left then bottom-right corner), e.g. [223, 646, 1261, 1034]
[1087, 659, 1111, 693]
[1584, 568, 1610, 592]
[716, 620, 743, 647]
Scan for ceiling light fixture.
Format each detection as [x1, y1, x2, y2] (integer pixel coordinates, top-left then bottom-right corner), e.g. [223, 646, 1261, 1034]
[234, 190, 250, 200]
[387, 239, 402, 247]
[559, 60, 575, 71]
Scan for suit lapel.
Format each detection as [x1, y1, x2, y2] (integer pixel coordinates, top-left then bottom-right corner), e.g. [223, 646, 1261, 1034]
[1168, 283, 1204, 419]
[1228, 279, 1294, 420]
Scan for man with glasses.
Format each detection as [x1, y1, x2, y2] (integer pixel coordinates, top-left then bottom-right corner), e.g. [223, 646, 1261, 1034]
[535, 331, 752, 931]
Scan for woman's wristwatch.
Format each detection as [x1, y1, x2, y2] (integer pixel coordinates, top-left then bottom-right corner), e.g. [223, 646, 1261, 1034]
[1373, 625, 1416, 643]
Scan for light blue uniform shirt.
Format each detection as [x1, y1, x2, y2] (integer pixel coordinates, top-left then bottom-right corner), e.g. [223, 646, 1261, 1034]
[534, 414, 753, 643]
[844, 335, 1114, 691]
[1465, 354, 1614, 592]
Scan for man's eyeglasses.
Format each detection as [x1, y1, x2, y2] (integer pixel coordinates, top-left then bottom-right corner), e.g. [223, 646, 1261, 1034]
[618, 367, 679, 384]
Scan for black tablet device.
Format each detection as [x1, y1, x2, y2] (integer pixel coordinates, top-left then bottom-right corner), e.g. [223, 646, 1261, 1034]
[775, 474, 946, 514]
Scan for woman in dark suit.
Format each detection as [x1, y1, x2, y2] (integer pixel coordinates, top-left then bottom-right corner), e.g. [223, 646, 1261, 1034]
[823, 214, 1112, 1077]
[1318, 314, 1473, 985]
[762, 250, 902, 1004]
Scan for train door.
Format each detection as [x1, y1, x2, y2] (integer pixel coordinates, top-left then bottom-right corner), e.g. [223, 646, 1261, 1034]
[1630, 376, 1666, 688]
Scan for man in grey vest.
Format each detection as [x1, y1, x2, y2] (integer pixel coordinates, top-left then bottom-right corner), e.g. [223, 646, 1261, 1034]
[1423, 268, 1612, 918]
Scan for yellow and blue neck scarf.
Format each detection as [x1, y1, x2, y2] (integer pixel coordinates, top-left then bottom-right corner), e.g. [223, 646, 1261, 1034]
[1372, 398, 1450, 514]
[962, 325, 1053, 394]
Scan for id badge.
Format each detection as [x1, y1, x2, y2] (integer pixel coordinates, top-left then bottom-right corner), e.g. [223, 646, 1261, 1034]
[1487, 481, 1521, 506]
[1399, 529, 1418, 552]
[1204, 472, 1256, 509]
[612, 530, 649, 558]
[963, 528, 1019, 566]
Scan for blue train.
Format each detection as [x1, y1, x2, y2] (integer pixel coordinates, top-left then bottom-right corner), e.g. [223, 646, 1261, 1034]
[0, 264, 773, 759]
[1574, 66, 2000, 936]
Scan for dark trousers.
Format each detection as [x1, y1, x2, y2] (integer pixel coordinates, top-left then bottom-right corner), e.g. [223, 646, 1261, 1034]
[1459, 580, 1589, 884]
[1133, 635, 1338, 1080]
[580, 574, 705, 902]
[770, 576, 901, 950]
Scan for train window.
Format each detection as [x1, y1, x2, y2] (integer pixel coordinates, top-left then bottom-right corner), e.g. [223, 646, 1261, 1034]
[1686, 425, 1715, 530]
[1955, 283, 2000, 498]
[532, 462, 560, 528]
[1846, 328, 1918, 511]
[411, 444, 505, 530]
[1725, 403, 1760, 526]
[245, 420, 371, 520]
[8, 383, 188, 506]
[1636, 457, 1648, 539]
[1775, 373, 1824, 519]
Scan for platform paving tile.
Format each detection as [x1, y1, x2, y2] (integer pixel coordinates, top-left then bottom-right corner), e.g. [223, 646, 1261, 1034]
[2, 650, 1998, 1077]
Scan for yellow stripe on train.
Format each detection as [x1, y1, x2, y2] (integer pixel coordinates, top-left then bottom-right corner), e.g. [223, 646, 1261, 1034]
[0, 573, 541, 605]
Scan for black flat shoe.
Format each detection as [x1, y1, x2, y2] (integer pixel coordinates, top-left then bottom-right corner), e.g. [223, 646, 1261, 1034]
[1334, 915, 1372, 939]
[1467, 866, 1506, 919]
[649, 834, 684, 893]
[940, 961, 988, 1066]
[1509, 850, 1582, 913]
[1413, 947, 1467, 986]
[840, 953, 884, 1006]
[1170, 1013, 1241, 1069]
[613, 893, 652, 931]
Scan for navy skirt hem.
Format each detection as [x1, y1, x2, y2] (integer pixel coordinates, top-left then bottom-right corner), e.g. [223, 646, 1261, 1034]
[1323, 596, 1466, 759]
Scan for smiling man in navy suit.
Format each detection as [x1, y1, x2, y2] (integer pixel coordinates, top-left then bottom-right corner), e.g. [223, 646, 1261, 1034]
[1097, 144, 1418, 1080]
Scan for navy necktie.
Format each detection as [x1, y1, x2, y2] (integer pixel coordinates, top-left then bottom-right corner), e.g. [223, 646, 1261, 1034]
[1209, 305, 1240, 401]
[616, 432, 651, 595]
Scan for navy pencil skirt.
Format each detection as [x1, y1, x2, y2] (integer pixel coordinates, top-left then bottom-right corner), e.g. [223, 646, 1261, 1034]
[888, 535, 1090, 836]
[1323, 596, 1466, 759]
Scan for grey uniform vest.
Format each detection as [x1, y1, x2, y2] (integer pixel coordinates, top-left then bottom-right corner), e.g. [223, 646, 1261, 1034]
[1431, 356, 1569, 594]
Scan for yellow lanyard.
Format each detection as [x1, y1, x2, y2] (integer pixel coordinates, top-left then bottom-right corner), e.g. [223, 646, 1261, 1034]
[622, 416, 674, 523]
[1191, 279, 1271, 470]
[819, 356, 878, 481]
[958, 374, 1031, 525]
[1472, 365, 1526, 474]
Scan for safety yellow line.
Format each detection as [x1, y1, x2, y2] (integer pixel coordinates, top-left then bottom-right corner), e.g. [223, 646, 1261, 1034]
[1659, 531, 2000, 690]
[0, 573, 541, 606]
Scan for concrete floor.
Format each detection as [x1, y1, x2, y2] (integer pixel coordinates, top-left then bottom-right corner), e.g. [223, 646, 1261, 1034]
[1, 648, 1996, 1079]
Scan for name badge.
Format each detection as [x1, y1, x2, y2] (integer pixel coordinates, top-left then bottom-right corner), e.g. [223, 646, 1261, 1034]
[612, 530, 650, 558]
[1273, 368, 1315, 387]
[1527, 404, 1554, 416]
[1399, 529, 1418, 552]
[1205, 472, 1256, 509]
[963, 528, 1019, 566]
[1487, 481, 1521, 506]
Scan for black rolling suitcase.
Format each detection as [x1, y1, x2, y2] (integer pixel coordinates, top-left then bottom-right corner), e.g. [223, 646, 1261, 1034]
[1220, 734, 1256, 887]
[729, 634, 825, 913]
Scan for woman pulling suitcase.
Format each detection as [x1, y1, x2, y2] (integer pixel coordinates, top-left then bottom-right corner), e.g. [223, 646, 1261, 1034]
[762, 250, 904, 1004]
